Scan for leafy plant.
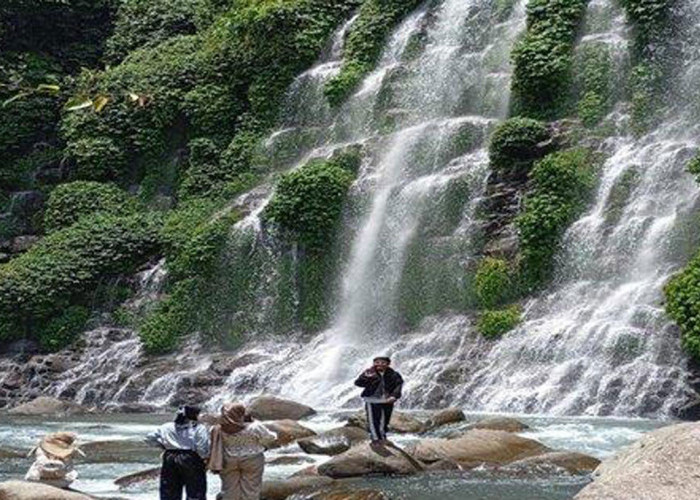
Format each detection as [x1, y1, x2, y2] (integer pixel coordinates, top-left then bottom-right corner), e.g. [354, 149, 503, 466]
[489, 117, 551, 174]
[474, 257, 513, 308]
[477, 305, 522, 339]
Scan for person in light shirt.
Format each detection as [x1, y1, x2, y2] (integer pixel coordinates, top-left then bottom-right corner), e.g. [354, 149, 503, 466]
[208, 402, 276, 500]
[146, 405, 210, 500]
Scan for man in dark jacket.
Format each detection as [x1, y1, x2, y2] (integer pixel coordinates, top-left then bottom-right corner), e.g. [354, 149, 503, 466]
[354, 356, 404, 444]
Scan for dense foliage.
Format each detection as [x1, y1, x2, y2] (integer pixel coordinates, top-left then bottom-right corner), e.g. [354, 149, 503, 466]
[474, 258, 513, 308]
[517, 148, 596, 286]
[0, 212, 162, 348]
[264, 155, 356, 252]
[477, 305, 522, 339]
[510, 0, 588, 119]
[665, 253, 700, 361]
[575, 43, 612, 127]
[43, 181, 135, 232]
[324, 0, 422, 106]
[488, 117, 551, 174]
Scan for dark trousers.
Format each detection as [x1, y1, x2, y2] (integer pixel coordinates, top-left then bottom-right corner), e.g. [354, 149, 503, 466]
[160, 449, 207, 500]
[365, 402, 393, 441]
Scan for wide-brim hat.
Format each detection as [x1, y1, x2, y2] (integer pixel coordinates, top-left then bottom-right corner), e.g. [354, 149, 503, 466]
[39, 432, 81, 459]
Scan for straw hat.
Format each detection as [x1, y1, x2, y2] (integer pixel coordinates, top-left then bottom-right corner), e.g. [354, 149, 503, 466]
[39, 432, 81, 459]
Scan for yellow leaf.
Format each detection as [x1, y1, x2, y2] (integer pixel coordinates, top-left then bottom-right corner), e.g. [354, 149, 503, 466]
[93, 95, 110, 112]
[2, 92, 29, 107]
[65, 97, 93, 111]
[36, 84, 60, 93]
[128, 92, 139, 102]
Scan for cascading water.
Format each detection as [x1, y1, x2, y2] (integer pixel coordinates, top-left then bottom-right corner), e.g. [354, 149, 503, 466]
[212, 0, 529, 409]
[457, 0, 700, 416]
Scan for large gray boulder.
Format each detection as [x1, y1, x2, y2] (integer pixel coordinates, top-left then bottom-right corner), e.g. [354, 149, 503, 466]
[0, 481, 92, 500]
[317, 442, 425, 478]
[8, 397, 85, 416]
[114, 467, 161, 488]
[465, 416, 530, 433]
[507, 451, 600, 475]
[298, 426, 369, 455]
[425, 408, 466, 430]
[248, 395, 316, 421]
[261, 477, 334, 500]
[575, 422, 700, 500]
[407, 429, 549, 468]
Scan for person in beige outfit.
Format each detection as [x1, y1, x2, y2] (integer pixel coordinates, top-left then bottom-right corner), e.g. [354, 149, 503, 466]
[25, 432, 84, 489]
[208, 402, 276, 500]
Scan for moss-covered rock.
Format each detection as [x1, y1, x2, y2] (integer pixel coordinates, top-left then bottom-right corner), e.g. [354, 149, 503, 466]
[43, 181, 135, 232]
[510, 0, 588, 119]
[474, 257, 513, 308]
[575, 43, 613, 127]
[488, 117, 551, 175]
[0, 212, 162, 343]
[516, 148, 597, 286]
[478, 305, 522, 339]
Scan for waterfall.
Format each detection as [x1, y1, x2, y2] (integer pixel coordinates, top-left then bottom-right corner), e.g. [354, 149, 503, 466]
[457, 0, 700, 416]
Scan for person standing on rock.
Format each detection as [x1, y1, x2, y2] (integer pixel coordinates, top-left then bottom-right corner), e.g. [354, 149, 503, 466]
[354, 356, 404, 444]
[25, 432, 84, 489]
[146, 405, 210, 500]
[208, 402, 276, 500]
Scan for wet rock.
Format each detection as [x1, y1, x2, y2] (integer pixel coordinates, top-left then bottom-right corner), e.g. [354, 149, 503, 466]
[210, 353, 266, 376]
[0, 481, 92, 499]
[79, 440, 161, 463]
[8, 396, 86, 416]
[423, 458, 462, 471]
[261, 477, 335, 500]
[290, 465, 321, 478]
[408, 429, 549, 469]
[262, 420, 317, 448]
[317, 442, 425, 478]
[346, 411, 426, 434]
[575, 422, 700, 499]
[114, 467, 161, 488]
[675, 396, 700, 421]
[425, 408, 466, 429]
[507, 451, 600, 475]
[305, 487, 390, 500]
[248, 395, 316, 421]
[266, 455, 316, 466]
[0, 447, 26, 459]
[298, 426, 369, 456]
[465, 416, 530, 433]
[104, 402, 162, 414]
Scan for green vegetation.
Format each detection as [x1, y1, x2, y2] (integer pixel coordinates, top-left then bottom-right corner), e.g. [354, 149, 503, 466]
[0, 212, 161, 349]
[488, 117, 551, 174]
[510, 0, 588, 119]
[264, 155, 356, 252]
[324, 0, 422, 107]
[474, 257, 513, 308]
[687, 153, 700, 183]
[575, 43, 612, 127]
[620, 0, 674, 134]
[477, 305, 522, 339]
[43, 181, 135, 232]
[517, 148, 597, 286]
[603, 166, 640, 228]
[37, 305, 90, 352]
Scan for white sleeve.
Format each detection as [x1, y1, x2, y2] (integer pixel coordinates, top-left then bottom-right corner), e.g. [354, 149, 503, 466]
[253, 422, 277, 441]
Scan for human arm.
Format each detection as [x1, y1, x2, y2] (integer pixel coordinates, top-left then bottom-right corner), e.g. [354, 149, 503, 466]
[195, 425, 210, 459]
[388, 372, 403, 401]
[144, 427, 164, 448]
[354, 367, 377, 387]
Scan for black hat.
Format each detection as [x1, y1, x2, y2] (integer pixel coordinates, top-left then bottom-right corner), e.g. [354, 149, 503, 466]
[373, 356, 391, 363]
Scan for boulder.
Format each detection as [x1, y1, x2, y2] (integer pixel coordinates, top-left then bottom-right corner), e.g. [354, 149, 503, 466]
[0, 447, 26, 459]
[425, 408, 466, 429]
[261, 476, 334, 500]
[575, 422, 700, 500]
[248, 395, 316, 421]
[261, 420, 317, 448]
[266, 455, 316, 466]
[316, 442, 425, 478]
[465, 416, 529, 433]
[0, 481, 92, 500]
[407, 429, 549, 469]
[8, 397, 85, 416]
[114, 467, 161, 488]
[80, 440, 161, 463]
[306, 487, 389, 500]
[507, 451, 600, 475]
[298, 426, 369, 456]
[346, 411, 426, 434]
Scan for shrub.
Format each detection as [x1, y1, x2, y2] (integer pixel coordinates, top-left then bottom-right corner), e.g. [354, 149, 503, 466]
[324, 0, 423, 106]
[139, 278, 194, 354]
[478, 305, 522, 339]
[489, 117, 551, 174]
[106, 0, 211, 62]
[43, 181, 135, 232]
[0, 212, 162, 339]
[517, 148, 596, 286]
[687, 153, 700, 183]
[37, 305, 90, 352]
[264, 157, 355, 251]
[510, 0, 588, 118]
[665, 254, 700, 361]
[474, 258, 513, 308]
